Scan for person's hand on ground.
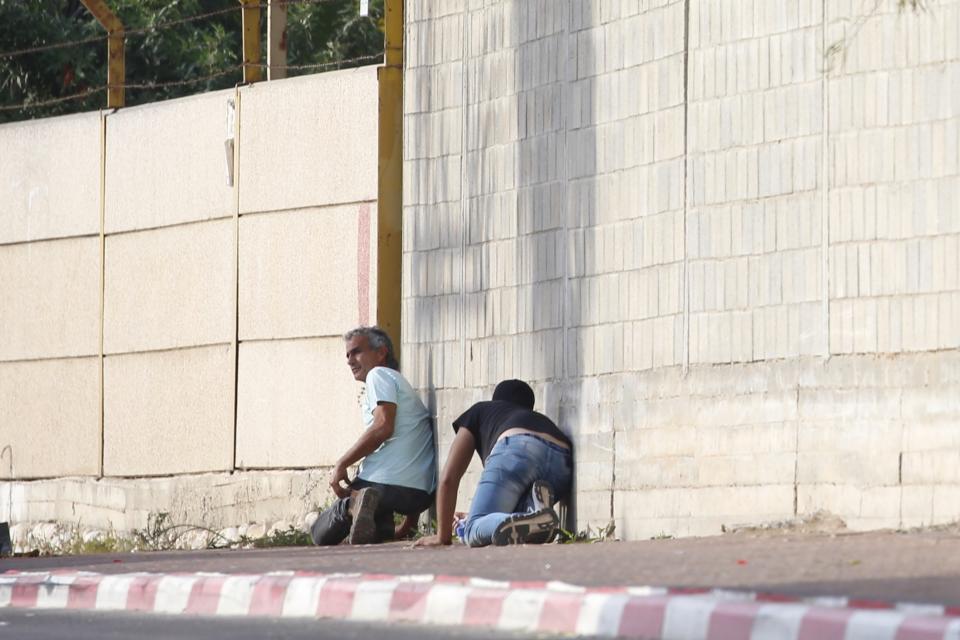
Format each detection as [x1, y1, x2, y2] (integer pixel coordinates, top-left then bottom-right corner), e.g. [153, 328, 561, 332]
[412, 534, 450, 548]
[328, 464, 350, 499]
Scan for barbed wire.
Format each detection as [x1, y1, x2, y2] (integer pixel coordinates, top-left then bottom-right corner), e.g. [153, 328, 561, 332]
[253, 52, 383, 71]
[0, 0, 364, 61]
[0, 51, 384, 113]
[0, 87, 106, 112]
[121, 5, 244, 40]
[0, 34, 107, 60]
[0, 4, 240, 61]
[121, 64, 244, 90]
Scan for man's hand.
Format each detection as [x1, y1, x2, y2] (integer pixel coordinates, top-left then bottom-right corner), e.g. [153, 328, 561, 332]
[327, 402, 397, 501]
[413, 534, 450, 548]
[328, 463, 351, 499]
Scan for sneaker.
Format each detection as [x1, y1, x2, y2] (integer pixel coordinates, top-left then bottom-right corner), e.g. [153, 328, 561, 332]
[530, 480, 555, 511]
[347, 487, 380, 545]
[491, 508, 559, 546]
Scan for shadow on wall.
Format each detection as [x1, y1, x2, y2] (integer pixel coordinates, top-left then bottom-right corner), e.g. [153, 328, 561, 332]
[427, 2, 604, 531]
[512, 3, 602, 531]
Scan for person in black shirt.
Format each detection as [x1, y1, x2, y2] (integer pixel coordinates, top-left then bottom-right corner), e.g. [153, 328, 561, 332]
[415, 379, 573, 547]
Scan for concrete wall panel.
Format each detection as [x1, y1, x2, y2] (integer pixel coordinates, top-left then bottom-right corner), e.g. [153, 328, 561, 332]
[0, 237, 100, 361]
[104, 90, 236, 233]
[0, 358, 100, 478]
[0, 112, 101, 244]
[238, 68, 379, 214]
[235, 338, 365, 468]
[103, 345, 233, 476]
[239, 204, 375, 341]
[104, 219, 233, 354]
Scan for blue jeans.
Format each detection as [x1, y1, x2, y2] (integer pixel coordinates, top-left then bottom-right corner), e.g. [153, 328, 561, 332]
[462, 434, 573, 547]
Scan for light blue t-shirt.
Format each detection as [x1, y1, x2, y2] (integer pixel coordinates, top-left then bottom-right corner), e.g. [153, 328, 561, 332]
[357, 367, 436, 493]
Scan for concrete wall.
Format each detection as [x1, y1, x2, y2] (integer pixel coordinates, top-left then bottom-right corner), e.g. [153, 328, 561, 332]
[0, 67, 379, 487]
[404, 0, 960, 538]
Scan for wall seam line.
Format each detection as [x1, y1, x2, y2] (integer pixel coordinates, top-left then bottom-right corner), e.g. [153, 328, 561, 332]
[560, 0, 572, 533]
[98, 109, 107, 479]
[231, 87, 242, 472]
[560, 0, 570, 382]
[103, 342, 234, 359]
[0, 233, 101, 249]
[0, 354, 103, 366]
[821, 0, 831, 360]
[102, 215, 237, 238]
[459, 8, 470, 390]
[681, 0, 692, 377]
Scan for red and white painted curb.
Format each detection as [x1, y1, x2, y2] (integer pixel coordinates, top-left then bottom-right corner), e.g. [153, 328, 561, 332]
[3, 570, 960, 639]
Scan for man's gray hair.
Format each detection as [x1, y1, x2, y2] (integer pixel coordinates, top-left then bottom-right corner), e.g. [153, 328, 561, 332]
[343, 325, 400, 370]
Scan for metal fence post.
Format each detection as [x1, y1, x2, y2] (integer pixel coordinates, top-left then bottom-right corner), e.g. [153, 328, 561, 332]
[79, 0, 125, 108]
[242, 0, 263, 83]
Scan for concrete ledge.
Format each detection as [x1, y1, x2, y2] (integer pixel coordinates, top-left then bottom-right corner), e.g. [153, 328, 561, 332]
[429, 352, 960, 539]
[0, 469, 331, 535]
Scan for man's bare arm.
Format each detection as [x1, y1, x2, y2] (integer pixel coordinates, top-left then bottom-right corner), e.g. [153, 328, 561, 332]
[414, 428, 475, 546]
[328, 402, 397, 498]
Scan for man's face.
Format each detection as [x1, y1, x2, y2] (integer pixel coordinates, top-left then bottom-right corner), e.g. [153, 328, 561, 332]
[345, 335, 387, 382]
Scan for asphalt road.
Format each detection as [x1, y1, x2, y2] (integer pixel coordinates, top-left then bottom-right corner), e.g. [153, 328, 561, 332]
[0, 609, 560, 640]
[8, 530, 960, 605]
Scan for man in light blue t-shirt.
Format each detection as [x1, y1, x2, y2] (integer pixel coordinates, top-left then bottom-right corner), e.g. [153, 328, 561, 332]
[311, 326, 437, 546]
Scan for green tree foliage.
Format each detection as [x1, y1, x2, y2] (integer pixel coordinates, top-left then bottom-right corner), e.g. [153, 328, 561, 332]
[0, 0, 384, 123]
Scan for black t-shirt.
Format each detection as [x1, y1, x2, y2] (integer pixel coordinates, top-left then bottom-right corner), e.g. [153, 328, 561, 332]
[452, 400, 572, 463]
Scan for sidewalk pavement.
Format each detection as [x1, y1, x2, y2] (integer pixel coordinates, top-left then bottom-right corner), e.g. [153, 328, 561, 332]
[4, 529, 960, 638]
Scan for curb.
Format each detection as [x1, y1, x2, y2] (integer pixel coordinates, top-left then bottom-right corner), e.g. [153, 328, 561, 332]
[3, 570, 960, 639]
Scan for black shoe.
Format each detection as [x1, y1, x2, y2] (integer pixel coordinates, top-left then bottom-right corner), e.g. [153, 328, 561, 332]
[491, 508, 559, 545]
[531, 480, 555, 511]
[348, 487, 380, 545]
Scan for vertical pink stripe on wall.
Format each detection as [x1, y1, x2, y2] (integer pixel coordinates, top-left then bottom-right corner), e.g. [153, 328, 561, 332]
[357, 203, 371, 326]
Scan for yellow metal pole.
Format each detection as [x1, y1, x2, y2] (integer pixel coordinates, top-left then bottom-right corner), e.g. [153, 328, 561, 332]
[106, 31, 125, 108]
[79, 0, 124, 108]
[241, 0, 263, 83]
[377, 0, 403, 357]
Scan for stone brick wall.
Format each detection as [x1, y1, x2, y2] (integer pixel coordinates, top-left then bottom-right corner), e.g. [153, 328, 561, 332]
[403, 0, 960, 538]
